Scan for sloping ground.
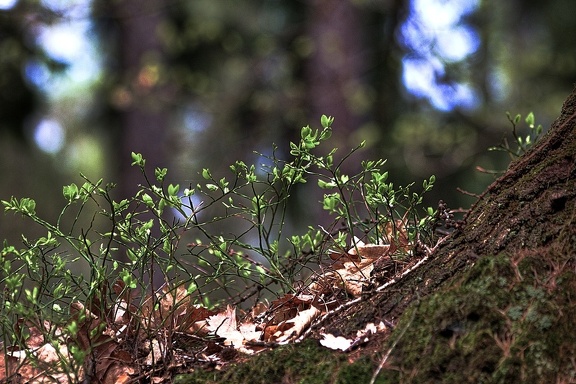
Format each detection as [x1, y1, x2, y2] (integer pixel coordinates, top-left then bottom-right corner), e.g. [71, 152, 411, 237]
[176, 87, 576, 383]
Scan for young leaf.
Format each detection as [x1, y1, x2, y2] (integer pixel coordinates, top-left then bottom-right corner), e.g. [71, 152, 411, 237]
[131, 152, 145, 167]
[20, 198, 36, 215]
[168, 183, 180, 197]
[320, 127, 332, 141]
[526, 112, 535, 128]
[320, 114, 334, 128]
[141, 193, 154, 208]
[317, 179, 336, 189]
[202, 168, 212, 180]
[155, 167, 168, 182]
[63, 183, 79, 202]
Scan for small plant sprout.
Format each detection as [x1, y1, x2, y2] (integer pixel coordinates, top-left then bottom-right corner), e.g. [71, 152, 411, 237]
[490, 111, 544, 159]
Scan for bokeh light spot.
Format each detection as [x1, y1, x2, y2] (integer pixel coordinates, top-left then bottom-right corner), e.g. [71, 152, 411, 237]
[0, 0, 17, 10]
[34, 119, 65, 154]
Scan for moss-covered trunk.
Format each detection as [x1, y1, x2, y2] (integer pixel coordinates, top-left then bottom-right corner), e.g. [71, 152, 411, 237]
[177, 87, 576, 383]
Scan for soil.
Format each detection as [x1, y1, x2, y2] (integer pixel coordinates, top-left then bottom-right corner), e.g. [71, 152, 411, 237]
[174, 87, 576, 383]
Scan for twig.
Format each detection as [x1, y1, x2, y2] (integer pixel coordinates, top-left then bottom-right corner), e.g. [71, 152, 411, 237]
[456, 187, 481, 198]
[475, 165, 505, 175]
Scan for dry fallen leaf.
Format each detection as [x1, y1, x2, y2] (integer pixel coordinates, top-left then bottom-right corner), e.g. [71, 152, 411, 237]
[275, 306, 321, 342]
[4, 324, 84, 383]
[103, 364, 134, 384]
[144, 339, 165, 366]
[206, 305, 262, 354]
[347, 236, 394, 259]
[267, 294, 315, 324]
[319, 333, 353, 351]
[353, 244, 394, 259]
[207, 305, 243, 346]
[319, 322, 388, 352]
[310, 234, 400, 298]
[309, 256, 375, 297]
[381, 218, 409, 242]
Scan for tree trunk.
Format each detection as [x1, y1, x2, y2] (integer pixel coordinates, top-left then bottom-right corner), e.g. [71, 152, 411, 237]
[306, 0, 365, 152]
[106, 0, 170, 200]
[177, 86, 576, 382]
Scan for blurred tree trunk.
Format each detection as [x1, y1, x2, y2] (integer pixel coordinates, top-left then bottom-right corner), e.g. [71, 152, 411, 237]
[306, 0, 365, 152]
[104, 0, 170, 200]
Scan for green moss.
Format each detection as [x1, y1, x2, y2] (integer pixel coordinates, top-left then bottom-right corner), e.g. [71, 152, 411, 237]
[376, 248, 576, 383]
[174, 339, 376, 384]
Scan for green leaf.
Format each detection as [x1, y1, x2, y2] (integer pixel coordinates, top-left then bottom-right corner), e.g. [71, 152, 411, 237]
[536, 124, 543, 135]
[141, 193, 154, 208]
[168, 183, 180, 197]
[202, 168, 212, 180]
[230, 160, 246, 174]
[301, 125, 312, 139]
[289, 142, 299, 156]
[246, 167, 257, 182]
[158, 198, 166, 213]
[320, 127, 332, 141]
[320, 115, 334, 128]
[66, 321, 79, 337]
[120, 269, 137, 289]
[63, 183, 79, 202]
[317, 179, 336, 189]
[290, 235, 301, 247]
[131, 152, 145, 167]
[113, 199, 130, 212]
[20, 198, 36, 215]
[322, 193, 341, 212]
[5, 273, 23, 291]
[1, 198, 13, 211]
[219, 178, 229, 190]
[525, 112, 535, 128]
[80, 181, 94, 196]
[163, 237, 172, 254]
[187, 281, 198, 294]
[251, 196, 264, 212]
[155, 167, 168, 182]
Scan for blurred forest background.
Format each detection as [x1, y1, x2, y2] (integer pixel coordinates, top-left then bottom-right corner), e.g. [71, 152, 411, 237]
[1, 0, 575, 247]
